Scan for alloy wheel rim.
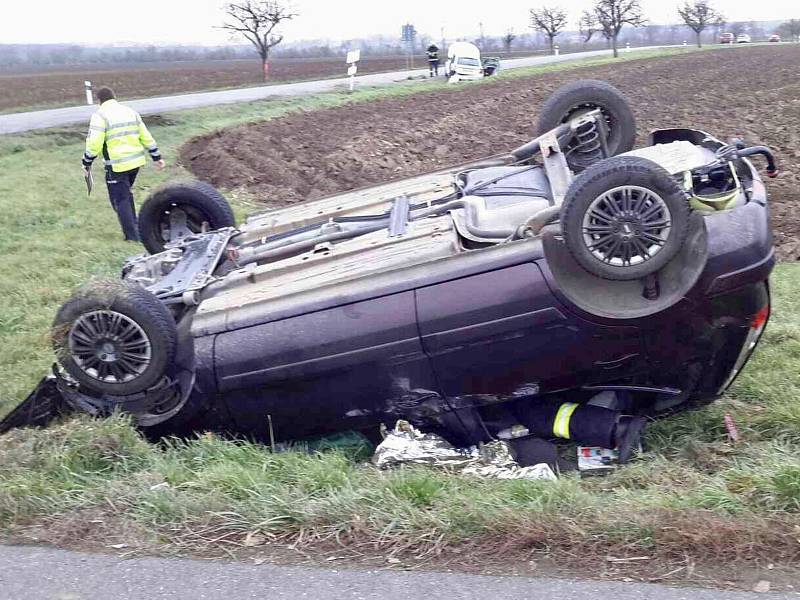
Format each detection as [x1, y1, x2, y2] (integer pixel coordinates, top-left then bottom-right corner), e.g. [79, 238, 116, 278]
[68, 310, 152, 384]
[581, 185, 672, 267]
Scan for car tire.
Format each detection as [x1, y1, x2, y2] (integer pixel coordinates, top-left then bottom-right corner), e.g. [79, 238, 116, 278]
[52, 281, 178, 397]
[537, 79, 636, 172]
[560, 156, 690, 281]
[138, 180, 235, 254]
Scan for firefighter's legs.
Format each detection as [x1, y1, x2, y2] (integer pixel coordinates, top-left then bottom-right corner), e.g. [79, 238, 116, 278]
[105, 167, 140, 241]
[513, 398, 646, 464]
[428, 59, 439, 77]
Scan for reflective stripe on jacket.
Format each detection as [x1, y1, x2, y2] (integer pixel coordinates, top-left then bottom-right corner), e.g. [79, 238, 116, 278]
[83, 99, 161, 172]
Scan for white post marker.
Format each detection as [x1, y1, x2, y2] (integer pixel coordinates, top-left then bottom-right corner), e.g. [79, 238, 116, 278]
[554, 44, 560, 56]
[346, 49, 360, 92]
[625, 42, 631, 53]
[683, 40, 688, 47]
[84, 80, 93, 105]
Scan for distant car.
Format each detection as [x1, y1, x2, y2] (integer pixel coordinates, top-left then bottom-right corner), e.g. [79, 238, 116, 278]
[769, 34, 781, 43]
[720, 33, 735, 44]
[737, 34, 752, 43]
[482, 57, 500, 77]
[445, 41, 484, 82]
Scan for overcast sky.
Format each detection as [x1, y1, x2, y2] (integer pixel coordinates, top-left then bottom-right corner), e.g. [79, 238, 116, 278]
[1, 0, 797, 45]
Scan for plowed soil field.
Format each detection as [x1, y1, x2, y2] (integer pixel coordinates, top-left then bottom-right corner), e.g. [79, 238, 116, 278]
[182, 46, 800, 260]
[0, 56, 414, 112]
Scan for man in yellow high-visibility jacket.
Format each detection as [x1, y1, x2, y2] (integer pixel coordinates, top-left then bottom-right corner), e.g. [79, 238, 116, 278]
[82, 87, 165, 241]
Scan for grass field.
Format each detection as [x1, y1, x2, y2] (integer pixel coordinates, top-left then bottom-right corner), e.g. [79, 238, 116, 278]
[1, 47, 798, 588]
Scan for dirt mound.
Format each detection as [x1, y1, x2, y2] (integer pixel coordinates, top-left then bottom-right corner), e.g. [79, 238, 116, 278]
[182, 47, 800, 260]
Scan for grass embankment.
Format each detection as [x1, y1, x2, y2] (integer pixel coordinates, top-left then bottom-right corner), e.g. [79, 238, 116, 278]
[2, 46, 798, 585]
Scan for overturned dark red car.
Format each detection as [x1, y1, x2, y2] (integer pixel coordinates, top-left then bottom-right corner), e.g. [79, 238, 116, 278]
[4, 81, 777, 455]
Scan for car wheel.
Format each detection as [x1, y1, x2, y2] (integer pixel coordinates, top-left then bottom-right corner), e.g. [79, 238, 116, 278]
[537, 79, 636, 172]
[560, 156, 690, 281]
[138, 180, 235, 254]
[52, 281, 177, 396]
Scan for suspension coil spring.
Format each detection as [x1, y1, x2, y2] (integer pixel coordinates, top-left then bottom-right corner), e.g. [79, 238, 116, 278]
[573, 119, 602, 157]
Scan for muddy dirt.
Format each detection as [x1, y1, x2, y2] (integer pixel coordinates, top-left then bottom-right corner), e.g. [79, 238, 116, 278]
[183, 46, 800, 260]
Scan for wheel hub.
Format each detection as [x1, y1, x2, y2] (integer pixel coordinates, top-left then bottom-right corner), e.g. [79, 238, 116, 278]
[612, 214, 643, 237]
[95, 340, 119, 362]
[581, 185, 672, 267]
[68, 310, 152, 384]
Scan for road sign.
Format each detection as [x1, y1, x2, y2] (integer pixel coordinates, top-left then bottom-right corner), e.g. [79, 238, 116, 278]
[401, 23, 417, 42]
[347, 64, 358, 76]
[346, 49, 360, 64]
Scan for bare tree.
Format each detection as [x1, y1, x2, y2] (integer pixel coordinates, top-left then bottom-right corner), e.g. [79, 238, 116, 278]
[777, 19, 800, 42]
[580, 6, 622, 49]
[220, 1, 297, 81]
[677, 1, 722, 47]
[579, 10, 599, 43]
[503, 29, 517, 52]
[530, 7, 569, 54]
[594, 0, 646, 57]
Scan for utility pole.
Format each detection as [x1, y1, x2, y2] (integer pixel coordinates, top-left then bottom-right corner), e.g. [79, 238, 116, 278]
[479, 21, 485, 49]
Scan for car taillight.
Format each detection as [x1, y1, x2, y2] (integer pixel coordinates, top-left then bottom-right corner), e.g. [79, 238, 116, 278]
[718, 303, 770, 393]
[751, 305, 769, 330]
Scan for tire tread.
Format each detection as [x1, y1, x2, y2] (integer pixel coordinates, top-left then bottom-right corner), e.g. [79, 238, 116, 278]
[537, 79, 636, 171]
[138, 180, 235, 254]
[52, 281, 177, 396]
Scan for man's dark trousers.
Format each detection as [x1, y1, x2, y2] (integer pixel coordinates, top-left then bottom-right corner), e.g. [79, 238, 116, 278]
[428, 60, 439, 76]
[105, 167, 140, 241]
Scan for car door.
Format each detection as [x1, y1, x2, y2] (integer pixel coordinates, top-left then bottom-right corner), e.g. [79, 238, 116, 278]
[415, 262, 643, 402]
[212, 291, 442, 439]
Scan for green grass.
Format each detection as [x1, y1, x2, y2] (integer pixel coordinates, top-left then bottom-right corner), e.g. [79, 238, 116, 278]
[2, 45, 799, 574]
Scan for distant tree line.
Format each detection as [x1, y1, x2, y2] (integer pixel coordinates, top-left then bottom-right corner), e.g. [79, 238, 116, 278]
[527, 0, 794, 57]
[1, 16, 794, 71]
[0, 44, 254, 68]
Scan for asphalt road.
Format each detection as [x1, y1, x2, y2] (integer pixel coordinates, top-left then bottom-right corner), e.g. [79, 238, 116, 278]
[0, 46, 671, 135]
[0, 545, 794, 600]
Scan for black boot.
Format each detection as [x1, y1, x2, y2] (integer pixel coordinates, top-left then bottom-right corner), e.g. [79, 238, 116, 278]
[613, 416, 647, 464]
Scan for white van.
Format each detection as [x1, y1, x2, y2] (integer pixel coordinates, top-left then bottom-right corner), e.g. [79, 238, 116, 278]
[445, 42, 483, 82]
